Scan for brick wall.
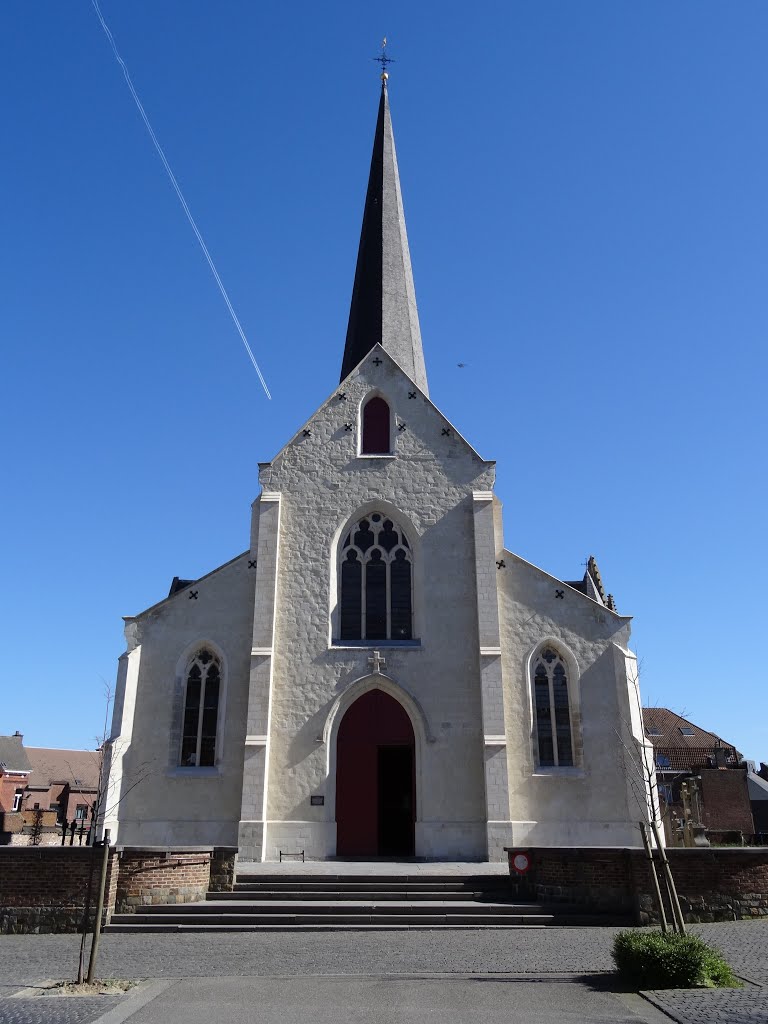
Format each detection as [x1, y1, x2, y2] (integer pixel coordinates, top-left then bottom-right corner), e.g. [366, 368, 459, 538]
[114, 850, 211, 913]
[509, 846, 768, 923]
[699, 769, 755, 834]
[0, 846, 231, 932]
[0, 846, 118, 933]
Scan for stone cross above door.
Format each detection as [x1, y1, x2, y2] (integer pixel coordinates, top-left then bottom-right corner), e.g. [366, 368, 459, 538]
[368, 650, 386, 675]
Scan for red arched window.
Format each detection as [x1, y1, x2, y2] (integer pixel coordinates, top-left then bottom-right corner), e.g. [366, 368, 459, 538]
[361, 396, 391, 454]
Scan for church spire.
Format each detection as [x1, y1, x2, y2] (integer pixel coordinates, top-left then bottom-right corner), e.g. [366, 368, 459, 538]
[340, 77, 429, 395]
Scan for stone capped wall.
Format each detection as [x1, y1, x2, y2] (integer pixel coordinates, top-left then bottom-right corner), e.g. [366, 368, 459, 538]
[114, 849, 211, 912]
[0, 846, 118, 933]
[510, 846, 768, 923]
[0, 846, 235, 932]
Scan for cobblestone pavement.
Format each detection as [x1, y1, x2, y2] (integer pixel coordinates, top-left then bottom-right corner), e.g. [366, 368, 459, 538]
[644, 987, 768, 1024]
[0, 922, 765, 1024]
[0, 922, 765, 985]
[0, 995, 121, 1024]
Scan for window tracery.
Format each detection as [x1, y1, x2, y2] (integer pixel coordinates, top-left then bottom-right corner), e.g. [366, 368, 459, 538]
[533, 646, 574, 767]
[339, 512, 413, 641]
[180, 648, 221, 767]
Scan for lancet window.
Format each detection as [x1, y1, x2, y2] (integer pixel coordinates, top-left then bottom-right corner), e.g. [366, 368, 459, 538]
[339, 513, 413, 641]
[361, 396, 391, 454]
[533, 647, 574, 767]
[180, 648, 221, 767]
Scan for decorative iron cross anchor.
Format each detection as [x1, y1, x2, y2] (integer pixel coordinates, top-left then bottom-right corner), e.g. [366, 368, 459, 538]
[372, 357, 383, 366]
[373, 38, 395, 75]
[368, 650, 386, 675]
[188, 590, 199, 600]
[555, 589, 564, 599]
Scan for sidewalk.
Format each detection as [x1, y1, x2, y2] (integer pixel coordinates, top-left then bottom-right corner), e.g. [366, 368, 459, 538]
[0, 921, 765, 1024]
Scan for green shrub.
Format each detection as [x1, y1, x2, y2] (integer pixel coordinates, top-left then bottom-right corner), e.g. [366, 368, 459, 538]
[612, 930, 742, 989]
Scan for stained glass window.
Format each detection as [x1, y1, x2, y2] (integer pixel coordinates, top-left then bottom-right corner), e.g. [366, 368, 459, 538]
[180, 649, 221, 766]
[338, 513, 413, 641]
[533, 648, 574, 767]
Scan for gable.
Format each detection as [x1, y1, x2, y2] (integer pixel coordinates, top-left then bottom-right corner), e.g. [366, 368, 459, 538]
[260, 344, 494, 500]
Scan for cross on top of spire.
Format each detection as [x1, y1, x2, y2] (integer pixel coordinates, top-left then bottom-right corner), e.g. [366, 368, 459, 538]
[372, 37, 395, 82]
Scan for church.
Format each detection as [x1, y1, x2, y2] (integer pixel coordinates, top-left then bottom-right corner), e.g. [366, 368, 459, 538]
[104, 76, 650, 862]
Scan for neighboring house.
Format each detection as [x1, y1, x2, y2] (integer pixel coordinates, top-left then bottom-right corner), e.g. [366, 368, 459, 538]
[22, 746, 101, 825]
[0, 733, 32, 815]
[643, 708, 755, 840]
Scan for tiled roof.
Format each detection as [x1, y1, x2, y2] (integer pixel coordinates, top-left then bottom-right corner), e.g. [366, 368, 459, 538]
[653, 747, 740, 773]
[643, 708, 743, 772]
[0, 735, 31, 773]
[25, 748, 101, 791]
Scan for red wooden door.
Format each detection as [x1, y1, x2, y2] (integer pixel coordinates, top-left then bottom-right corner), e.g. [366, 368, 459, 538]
[335, 689, 415, 857]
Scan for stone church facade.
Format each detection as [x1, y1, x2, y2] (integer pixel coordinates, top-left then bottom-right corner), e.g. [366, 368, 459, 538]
[105, 80, 650, 862]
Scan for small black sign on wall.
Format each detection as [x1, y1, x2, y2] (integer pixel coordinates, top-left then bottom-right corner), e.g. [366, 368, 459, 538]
[311, 795, 324, 806]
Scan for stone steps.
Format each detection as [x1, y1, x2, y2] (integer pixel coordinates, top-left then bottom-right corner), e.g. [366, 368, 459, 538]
[222, 889, 508, 901]
[106, 872, 629, 932]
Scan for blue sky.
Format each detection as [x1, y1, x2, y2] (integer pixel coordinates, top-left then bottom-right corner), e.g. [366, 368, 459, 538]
[2, 2, 766, 763]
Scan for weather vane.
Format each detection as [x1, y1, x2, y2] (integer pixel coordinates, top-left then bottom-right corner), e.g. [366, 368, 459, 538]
[373, 37, 395, 80]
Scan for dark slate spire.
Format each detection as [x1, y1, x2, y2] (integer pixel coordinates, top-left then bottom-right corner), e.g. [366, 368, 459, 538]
[340, 80, 428, 395]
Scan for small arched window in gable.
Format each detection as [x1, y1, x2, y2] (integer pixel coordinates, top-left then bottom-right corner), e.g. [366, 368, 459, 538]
[339, 512, 413, 641]
[181, 648, 221, 767]
[361, 396, 391, 454]
[532, 646, 574, 767]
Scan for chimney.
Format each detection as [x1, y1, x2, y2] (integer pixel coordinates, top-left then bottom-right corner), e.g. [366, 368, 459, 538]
[13, 731, 23, 740]
[713, 745, 729, 769]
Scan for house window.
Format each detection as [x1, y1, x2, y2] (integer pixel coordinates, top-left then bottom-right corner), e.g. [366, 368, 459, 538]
[679, 726, 695, 736]
[181, 648, 221, 767]
[75, 804, 88, 820]
[361, 396, 391, 454]
[12, 789, 23, 812]
[533, 647, 574, 767]
[339, 513, 413, 641]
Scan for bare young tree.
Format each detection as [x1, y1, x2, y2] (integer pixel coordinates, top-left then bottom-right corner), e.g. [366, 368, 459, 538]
[615, 652, 686, 933]
[74, 682, 155, 984]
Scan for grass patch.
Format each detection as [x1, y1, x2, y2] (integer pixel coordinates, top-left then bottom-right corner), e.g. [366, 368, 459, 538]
[612, 930, 742, 990]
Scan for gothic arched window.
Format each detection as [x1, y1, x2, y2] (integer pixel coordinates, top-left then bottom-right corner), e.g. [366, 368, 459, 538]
[339, 513, 413, 641]
[180, 648, 221, 767]
[532, 647, 574, 767]
[361, 396, 391, 454]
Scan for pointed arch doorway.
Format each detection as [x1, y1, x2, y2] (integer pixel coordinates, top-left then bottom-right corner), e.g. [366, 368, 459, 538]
[335, 688, 415, 857]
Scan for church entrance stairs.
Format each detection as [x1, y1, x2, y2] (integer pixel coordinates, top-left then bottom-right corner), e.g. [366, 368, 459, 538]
[105, 868, 632, 931]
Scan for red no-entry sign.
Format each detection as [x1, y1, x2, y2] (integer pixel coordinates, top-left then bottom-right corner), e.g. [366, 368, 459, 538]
[510, 851, 531, 874]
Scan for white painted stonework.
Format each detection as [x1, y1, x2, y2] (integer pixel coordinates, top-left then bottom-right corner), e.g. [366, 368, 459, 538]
[104, 349, 649, 860]
[104, 87, 651, 861]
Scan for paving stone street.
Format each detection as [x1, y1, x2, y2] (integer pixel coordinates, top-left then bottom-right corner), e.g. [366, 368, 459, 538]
[0, 922, 765, 1023]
